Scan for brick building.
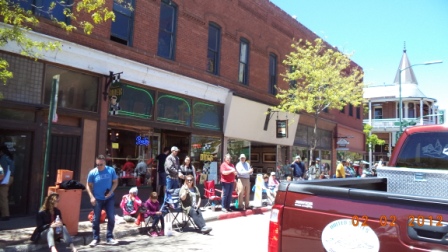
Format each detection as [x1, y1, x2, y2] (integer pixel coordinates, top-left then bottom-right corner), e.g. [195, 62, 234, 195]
[0, 0, 364, 215]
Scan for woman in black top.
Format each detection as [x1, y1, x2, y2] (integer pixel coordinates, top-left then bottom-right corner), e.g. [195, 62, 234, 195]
[179, 156, 196, 186]
[31, 193, 77, 252]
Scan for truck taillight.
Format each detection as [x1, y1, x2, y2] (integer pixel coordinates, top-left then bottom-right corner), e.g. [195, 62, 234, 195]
[268, 205, 282, 252]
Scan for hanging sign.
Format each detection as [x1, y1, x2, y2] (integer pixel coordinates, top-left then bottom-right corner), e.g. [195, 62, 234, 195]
[276, 120, 288, 138]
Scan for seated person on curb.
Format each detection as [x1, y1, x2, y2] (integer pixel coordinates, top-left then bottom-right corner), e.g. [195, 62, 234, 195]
[30, 193, 77, 252]
[268, 172, 280, 197]
[180, 175, 212, 234]
[262, 174, 275, 205]
[143, 192, 165, 237]
[120, 187, 143, 225]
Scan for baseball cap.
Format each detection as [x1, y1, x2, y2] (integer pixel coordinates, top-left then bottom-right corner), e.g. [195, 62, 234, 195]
[270, 172, 276, 176]
[239, 154, 246, 159]
[316, 158, 320, 161]
[171, 146, 179, 152]
[295, 156, 301, 160]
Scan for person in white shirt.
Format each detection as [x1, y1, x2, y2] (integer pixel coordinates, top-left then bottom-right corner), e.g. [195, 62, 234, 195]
[235, 154, 253, 211]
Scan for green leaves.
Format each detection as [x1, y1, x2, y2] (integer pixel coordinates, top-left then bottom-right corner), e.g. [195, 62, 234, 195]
[0, 0, 118, 83]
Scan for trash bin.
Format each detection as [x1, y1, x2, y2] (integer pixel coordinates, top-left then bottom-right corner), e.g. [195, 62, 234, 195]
[48, 187, 82, 236]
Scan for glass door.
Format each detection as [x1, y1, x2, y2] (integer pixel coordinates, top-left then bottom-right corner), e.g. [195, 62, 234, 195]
[0, 130, 32, 216]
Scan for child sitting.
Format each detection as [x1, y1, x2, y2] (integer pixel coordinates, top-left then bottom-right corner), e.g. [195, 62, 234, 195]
[120, 187, 143, 225]
[143, 192, 165, 237]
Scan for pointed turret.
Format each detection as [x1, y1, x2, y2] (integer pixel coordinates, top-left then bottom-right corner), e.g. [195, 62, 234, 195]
[393, 43, 419, 85]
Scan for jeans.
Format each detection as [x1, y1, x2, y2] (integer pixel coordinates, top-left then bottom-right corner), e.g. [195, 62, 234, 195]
[161, 177, 179, 210]
[151, 214, 165, 230]
[188, 207, 205, 229]
[221, 182, 234, 210]
[92, 195, 115, 241]
[41, 226, 72, 248]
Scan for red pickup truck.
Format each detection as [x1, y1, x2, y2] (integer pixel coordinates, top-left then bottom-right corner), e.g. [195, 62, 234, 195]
[268, 124, 448, 252]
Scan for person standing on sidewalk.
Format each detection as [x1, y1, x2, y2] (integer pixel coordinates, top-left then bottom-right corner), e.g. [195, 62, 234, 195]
[156, 147, 170, 200]
[220, 154, 236, 212]
[86, 155, 119, 247]
[235, 154, 253, 211]
[31, 193, 77, 252]
[290, 156, 305, 181]
[0, 145, 14, 221]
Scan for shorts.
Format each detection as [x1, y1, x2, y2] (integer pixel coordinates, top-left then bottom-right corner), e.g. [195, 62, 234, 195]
[158, 172, 166, 186]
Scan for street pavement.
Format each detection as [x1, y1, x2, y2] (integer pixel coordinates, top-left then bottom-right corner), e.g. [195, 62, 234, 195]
[0, 201, 271, 252]
[63, 212, 270, 252]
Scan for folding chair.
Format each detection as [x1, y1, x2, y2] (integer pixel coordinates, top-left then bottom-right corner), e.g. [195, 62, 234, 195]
[203, 180, 222, 209]
[163, 188, 197, 232]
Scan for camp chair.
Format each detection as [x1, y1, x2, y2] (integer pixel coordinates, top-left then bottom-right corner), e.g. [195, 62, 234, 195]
[163, 188, 197, 232]
[203, 180, 222, 209]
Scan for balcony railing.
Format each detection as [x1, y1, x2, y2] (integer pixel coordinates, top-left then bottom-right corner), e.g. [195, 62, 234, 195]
[363, 116, 439, 129]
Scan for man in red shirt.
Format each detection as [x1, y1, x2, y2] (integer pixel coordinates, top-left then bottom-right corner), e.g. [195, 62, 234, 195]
[122, 156, 135, 174]
[220, 154, 237, 212]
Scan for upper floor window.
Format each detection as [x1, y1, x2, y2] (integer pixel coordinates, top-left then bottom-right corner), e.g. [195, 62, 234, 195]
[238, 38, 249, 85]
[374, 107, 383, 119]
[289, 65, 297, 89]
[340, 105, 345, 113]
[356, 106, 361, 119]
[348, 104, 353, 116]
[207, 23, 221, 75]
[111, 0, 134, 46]
[14, 0, 70, 23]
[157, 0, 177, 59]
[269, 53, 277, 95]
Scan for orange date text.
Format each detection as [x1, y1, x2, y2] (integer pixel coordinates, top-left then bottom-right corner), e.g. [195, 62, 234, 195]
[351, 215, 443, 227]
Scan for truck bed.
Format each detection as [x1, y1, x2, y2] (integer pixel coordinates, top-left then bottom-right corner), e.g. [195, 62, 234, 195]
[276, 178, 448, 252]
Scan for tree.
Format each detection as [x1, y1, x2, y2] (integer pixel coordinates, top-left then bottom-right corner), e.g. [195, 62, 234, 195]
[363, 123, 385, 165]
[276, 38, 364, 164]
[0, 0, 118, 84]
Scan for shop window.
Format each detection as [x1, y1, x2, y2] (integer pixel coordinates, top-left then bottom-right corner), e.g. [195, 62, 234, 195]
[191, 135, 222, 178]
[44, 65, 99, 112]
[111, 84, 154, 119]
[157, 0, 177, 59]
[269, 53, 277, 95]
[157, 93, 191, 126]
[0, 53, 43, 104]
[14, 0, 71, 23]
[207, 23, 221, 75]
[110, 0, 134, 46]
[193, 101, 222, 131]
[238, 38, 249, 85]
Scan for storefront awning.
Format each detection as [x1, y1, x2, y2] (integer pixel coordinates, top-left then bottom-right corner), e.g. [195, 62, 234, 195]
[224, 95, 299, 146]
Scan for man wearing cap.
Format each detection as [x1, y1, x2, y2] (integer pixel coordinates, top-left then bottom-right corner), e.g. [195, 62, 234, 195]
[235, 154, 253, 211]
[165, 146, 181, 193]
[316, 158, 324, 174]
[336, 160, 346, 178]
[290, 156, 305, 181]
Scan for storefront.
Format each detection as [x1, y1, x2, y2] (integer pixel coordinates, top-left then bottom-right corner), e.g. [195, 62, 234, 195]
[223, 94, 300, 177]
[105, 81, 225, 191]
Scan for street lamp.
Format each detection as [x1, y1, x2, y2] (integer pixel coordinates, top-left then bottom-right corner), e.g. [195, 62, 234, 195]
[398, 60, 443, 137]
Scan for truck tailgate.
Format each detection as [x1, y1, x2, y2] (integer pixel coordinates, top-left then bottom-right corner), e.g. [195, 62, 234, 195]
[280, 181, 448, 252]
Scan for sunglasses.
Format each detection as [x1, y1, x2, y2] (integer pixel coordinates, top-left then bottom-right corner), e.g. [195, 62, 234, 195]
[186, 179, 193, 182]
[96, 164, 104, 166]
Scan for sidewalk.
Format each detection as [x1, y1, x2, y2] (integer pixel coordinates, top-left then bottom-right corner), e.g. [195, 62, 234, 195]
[0, 202, 271, 252]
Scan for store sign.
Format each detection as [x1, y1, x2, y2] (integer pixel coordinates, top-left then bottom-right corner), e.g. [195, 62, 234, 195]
[200, 152, 214, 161]
[112, 142, 119, 149]
[135, 136, 149, 146]
[276, 120, 288, 138]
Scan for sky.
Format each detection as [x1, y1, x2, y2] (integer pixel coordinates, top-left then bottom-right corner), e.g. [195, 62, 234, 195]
[270, 0, 448, 111]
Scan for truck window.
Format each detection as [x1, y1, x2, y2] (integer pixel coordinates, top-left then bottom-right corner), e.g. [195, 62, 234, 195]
[396, 132, 448, 169]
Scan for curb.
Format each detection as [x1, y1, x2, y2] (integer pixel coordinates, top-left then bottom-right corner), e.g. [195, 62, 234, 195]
[0, 206, 271, 252]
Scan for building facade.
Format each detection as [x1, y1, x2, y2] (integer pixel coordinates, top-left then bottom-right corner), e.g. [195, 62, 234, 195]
[363, 47, 443, 164]
[0, 0, 363, 215]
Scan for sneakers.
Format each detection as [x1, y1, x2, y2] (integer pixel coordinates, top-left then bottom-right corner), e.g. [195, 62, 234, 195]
[158, 230, 164, 236]
[201, 226, 212, 234]
[106, 238, 119, 245]
[89, 240, 98, 247]
[150, 231, 158, 237]
[221, 208, 228, 213]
